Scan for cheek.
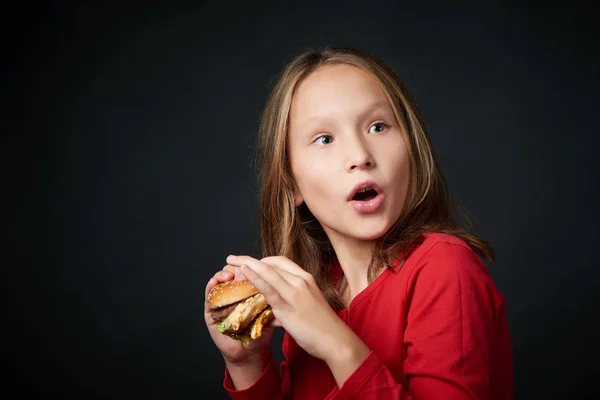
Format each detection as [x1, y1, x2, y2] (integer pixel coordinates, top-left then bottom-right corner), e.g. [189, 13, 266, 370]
[382, 140, 411, 200]
[395, 150, 411, 185]
[396, 155, 411, 208]
[293, 156, 338, 203]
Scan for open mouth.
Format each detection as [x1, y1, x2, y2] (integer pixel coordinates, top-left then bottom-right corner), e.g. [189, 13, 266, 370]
[352, 187, 379, 201]
[348, 182, 384, 213]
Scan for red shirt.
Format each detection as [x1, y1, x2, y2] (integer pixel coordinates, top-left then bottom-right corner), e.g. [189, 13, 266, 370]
[224, 233, 513, 399]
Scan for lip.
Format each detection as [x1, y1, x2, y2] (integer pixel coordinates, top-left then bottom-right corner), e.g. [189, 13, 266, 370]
[349, 193, 384, 214]
[346, 180, 383, 201]
[347, 180, 385, 214]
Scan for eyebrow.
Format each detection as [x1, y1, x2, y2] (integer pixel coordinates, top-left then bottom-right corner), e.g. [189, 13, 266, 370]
[301, 101, 393, 128]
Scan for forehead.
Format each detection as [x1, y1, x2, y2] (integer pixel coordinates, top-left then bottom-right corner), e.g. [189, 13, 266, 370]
[290, 64, 391, 121]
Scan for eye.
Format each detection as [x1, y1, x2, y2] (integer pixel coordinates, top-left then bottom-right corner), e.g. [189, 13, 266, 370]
[368, 122, 388, 134]
[313, 135, 334, 146]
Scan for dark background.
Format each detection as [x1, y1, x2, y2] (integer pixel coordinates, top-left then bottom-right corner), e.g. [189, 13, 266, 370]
[4, 1, 599, 399]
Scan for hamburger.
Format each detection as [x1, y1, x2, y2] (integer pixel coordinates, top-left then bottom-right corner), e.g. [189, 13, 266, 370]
[208, 280, 274, 344]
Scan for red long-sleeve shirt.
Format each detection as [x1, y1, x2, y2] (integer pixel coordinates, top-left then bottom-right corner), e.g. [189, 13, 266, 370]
[223, 233, 513, 399]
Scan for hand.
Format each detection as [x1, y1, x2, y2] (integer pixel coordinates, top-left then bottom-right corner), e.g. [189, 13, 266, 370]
[204, 265, 274, 366]
[225, 255, 355, 362]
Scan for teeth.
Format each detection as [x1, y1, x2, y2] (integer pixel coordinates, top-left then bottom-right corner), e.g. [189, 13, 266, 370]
[358, 187, 368, 193]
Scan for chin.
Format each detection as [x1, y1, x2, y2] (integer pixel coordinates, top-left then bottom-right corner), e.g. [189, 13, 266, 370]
[353, 231, 386, 241]
[348, 222, 393, 241]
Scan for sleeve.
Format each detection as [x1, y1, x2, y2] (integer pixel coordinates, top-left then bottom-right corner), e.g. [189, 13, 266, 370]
[324, 241, 503, 400]
[223, 356, 283, 400]
[223, 336, 295, 400]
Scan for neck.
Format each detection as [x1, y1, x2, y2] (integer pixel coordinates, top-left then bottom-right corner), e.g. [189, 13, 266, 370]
[325, 229, 375, 303]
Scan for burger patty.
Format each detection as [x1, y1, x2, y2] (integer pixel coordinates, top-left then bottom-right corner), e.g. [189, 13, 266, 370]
[211, 301, 242, 321]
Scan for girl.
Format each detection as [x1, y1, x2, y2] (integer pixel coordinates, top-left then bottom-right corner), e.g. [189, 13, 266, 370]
[204, 46, 513, 399]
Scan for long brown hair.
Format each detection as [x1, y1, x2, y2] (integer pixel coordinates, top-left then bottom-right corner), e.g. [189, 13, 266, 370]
[256, 46, 494, 310]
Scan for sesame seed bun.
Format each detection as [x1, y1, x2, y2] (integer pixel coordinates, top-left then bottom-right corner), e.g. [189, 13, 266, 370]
[208, 280, 260, 310]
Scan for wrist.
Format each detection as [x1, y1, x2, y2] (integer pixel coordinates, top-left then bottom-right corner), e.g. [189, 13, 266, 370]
[225, 351, 272, 391]
[225, 350, 270, 370]
[324, 328, 370, 387]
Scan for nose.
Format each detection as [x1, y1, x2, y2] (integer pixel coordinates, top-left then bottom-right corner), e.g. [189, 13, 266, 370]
[345, 136, 375, 172]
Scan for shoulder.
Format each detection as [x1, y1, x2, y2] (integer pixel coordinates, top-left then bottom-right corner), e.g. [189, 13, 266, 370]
[403, 232, 494, 291]
[422, 232, 473, 250]
[410, 232, 482, 265]
[399, 233, 507, 340]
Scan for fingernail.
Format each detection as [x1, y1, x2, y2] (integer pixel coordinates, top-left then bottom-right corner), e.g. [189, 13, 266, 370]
[227, 255, 237, 261]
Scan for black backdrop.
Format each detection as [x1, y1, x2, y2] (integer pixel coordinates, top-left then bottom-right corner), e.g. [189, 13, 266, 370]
[5, 2, 599, 399]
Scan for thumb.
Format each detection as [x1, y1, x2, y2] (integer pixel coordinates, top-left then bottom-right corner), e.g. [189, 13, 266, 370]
[223, 265, 246, 282]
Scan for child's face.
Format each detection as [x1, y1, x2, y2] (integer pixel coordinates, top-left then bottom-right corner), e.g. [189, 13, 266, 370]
[288, 64, 410, 242]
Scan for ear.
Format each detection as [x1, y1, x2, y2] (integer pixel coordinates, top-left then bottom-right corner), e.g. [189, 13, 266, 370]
[294, 188, 304, 207]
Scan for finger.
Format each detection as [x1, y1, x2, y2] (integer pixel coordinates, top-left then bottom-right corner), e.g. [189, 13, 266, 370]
[239, 264, 287, 309]
[231, 256, 294, 293]
[222, 264, 240, 274]
[204, 277, 221, 316]
[223, 265, 246, 282]
[230, 256, 313, 305]
[240, 262, 311, 306]
[260, 256, 315, 281]
[226, 255, 261, 267]
[262, 266, 308, 292]
[259, 257, 319, 297]
[205, 277, 218, 299]
[214, 270, 235, 282]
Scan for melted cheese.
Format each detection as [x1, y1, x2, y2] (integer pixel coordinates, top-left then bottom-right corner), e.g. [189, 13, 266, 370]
[221, 293, 268, 332]
[250, 308, 274, 339]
